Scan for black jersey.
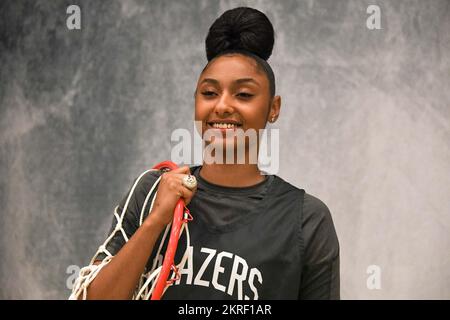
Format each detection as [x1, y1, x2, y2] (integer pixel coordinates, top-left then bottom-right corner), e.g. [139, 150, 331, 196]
[95, 166, 340, 300]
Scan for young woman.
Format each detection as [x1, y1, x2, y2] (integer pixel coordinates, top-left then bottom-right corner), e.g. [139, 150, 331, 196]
[71, 6, 339, 300]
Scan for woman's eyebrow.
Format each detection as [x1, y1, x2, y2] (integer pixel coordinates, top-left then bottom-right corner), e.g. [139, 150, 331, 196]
[235, 78, 260, 87]
[200, 78, 220, 85]
[200, 77, 260, 87]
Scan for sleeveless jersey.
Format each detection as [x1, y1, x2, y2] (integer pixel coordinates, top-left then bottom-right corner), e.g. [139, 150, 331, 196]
[96, 165, 340, 299]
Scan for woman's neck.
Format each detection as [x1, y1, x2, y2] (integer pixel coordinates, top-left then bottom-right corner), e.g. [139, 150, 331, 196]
[199, 163, 265, 187]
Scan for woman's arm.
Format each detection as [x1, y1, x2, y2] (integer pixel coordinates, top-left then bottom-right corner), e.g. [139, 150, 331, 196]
[83, 166, 195, 300]
[299, 193, 340, 300]
[85, 212, 166, 300]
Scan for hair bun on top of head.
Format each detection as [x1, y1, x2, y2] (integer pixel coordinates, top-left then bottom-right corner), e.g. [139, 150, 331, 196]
[205, 7, 274, 62]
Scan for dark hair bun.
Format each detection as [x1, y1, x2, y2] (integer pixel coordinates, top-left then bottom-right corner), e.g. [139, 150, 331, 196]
[205, 7, 274, 61]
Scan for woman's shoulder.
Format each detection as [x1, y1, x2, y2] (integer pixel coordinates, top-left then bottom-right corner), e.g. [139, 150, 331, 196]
[303, 192, 333, 219]
[273, 175, 333, 219]
[301, 192, 338, 252]
[128, 168, 164, 197]
[270, 174, 305, 195]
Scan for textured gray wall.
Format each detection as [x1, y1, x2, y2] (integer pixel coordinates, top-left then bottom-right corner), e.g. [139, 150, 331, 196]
[0, 0, 449, 299]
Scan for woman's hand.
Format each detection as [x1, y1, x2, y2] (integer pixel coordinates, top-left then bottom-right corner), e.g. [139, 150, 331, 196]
[148, 166, 197, 227]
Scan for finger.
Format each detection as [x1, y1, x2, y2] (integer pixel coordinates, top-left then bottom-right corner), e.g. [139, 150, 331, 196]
[170, 166, 191, 175]
[171, 173, 194, 181]
[176, 187, 192, 204]
[178, 186, 195, 205]
[169, 173, 197, 190]
[179, 183, 194, 195]
[165, 174, 191, 186]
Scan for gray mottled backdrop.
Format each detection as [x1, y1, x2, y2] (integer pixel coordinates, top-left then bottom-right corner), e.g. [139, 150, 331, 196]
[0, 0, 449, 299]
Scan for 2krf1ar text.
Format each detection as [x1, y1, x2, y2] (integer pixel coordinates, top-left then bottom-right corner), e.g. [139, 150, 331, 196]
[178, 304, 272, 317]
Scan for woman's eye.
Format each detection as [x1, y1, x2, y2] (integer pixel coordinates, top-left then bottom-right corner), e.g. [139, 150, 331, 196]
[201, 91, 217, 97]
[237, 92, 254, 98]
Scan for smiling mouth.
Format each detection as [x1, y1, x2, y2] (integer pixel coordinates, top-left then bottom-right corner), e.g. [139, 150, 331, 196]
[207, 122, 243, 129]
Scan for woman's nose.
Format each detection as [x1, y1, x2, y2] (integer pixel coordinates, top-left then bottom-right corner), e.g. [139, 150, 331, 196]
[213, 93, 234, 116]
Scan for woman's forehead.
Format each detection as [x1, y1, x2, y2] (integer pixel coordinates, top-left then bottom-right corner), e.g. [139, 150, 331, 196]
[200, 54, 265, 82]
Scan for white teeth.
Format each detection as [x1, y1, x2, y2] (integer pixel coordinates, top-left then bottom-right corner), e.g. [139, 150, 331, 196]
[212, 123, 238, 129]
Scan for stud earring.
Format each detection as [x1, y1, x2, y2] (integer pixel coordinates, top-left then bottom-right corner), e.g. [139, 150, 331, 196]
[271, 116, 276, 123]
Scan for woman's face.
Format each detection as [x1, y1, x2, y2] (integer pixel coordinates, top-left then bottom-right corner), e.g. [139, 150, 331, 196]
[195, 54, 280, 149]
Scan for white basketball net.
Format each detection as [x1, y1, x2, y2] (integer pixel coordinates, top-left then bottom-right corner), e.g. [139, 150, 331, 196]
[69, 169, 191, 300]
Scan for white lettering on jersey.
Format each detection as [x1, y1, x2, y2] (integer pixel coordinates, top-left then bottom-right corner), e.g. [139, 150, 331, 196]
[193, 247, 216, 287]
[212, 251, 233, 293]
[176, 246, 193, 285]
[170, 245, 263, 299]
[227, 255, 248, 300]
[248, 268, 263, 300]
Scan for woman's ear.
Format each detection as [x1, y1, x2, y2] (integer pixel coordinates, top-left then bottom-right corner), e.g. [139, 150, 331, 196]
[269, 95, 281, 123]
